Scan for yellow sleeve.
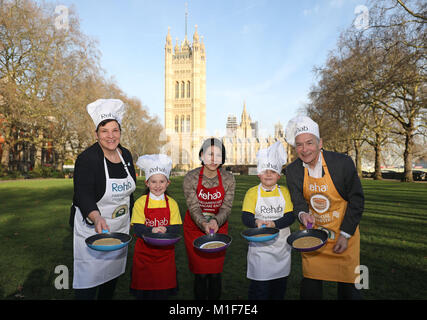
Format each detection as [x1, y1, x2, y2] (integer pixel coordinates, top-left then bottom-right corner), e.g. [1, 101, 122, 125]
[280, 185, 294, 213]
[242, 186, 258, 214]
[168, 197, 182, 225]
[130, 195, 147, 225]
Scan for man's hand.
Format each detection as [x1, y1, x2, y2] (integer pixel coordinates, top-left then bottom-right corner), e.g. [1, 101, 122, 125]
[300, 212, 315, 228]
[333, 235, 348, 254]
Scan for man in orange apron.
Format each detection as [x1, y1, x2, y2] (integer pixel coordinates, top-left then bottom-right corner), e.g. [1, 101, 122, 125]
[285, 116, 364, 300]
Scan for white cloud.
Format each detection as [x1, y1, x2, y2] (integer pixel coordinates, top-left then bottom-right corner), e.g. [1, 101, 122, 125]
[303, 4, 320, 16]
[329, 0, 345, 8]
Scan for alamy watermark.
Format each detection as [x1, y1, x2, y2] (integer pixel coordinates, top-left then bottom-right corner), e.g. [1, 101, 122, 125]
[355, 264, 369, 290]
[354, 5, 369, 30]
[54, 264, 69, 289]
[54, 5, 69, 31]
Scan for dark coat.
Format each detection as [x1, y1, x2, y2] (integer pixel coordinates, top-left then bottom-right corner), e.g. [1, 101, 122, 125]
[285, 150, 364, 235]
[70, 142, 136, 227]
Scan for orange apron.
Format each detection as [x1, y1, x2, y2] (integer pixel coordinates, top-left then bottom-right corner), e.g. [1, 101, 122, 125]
[301, 152, 360, 283]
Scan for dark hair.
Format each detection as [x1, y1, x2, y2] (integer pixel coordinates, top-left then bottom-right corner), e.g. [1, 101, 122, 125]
[96, 119, 121, 132]
[198, 137, 226, 166]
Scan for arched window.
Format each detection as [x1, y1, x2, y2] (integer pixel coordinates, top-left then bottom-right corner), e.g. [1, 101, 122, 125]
[175, 82, 179, 99]
[187, 81, 191, 98]
[181, 115, 185, 132]
[186, 115, 190, 132]
[175, 115, 179, 132]
[181, 82, 185, 98]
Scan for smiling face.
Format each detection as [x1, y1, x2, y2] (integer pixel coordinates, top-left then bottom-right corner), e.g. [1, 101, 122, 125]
[295, 133, 322, 168]
[146, 173, 170, 197]
[258, 169, 281, 189]
[96, 120, 121, 153]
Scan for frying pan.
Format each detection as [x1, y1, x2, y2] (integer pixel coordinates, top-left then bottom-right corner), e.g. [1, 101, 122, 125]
[241, 224, 280, 242]
[286, 223, 328, 252]
[143, 232, 182, 246]
[86, 230, 132, 252]
[193, 229, 232, 253]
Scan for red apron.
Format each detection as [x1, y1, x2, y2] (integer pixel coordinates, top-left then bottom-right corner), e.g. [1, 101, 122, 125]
[183, 167, 228, 274]
[131, 195, 177, 290]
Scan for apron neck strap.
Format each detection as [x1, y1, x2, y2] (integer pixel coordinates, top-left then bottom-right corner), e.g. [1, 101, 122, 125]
[198, 167, 222, 189]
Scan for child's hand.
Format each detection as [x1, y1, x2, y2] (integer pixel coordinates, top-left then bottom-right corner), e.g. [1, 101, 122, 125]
[152, 226, 167, 233]
[202, 219, 219, 234]
[255, 219, 275, 228]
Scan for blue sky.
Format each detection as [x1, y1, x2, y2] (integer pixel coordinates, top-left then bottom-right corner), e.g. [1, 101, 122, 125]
[49, 0, 368, 136]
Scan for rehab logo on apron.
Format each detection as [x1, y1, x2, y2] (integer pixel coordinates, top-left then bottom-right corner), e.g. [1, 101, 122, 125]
[73, 149, 136, 289]
[183, 167, 227, 274]
[302, 152, 360, 283]
[248, 184, 291, 281]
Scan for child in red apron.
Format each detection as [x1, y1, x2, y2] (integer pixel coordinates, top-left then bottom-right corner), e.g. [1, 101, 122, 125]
[130, 154, 182, 300]
[183, 138, 236, 300]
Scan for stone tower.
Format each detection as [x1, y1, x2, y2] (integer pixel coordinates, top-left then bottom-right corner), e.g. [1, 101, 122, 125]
[164, 25, 206, 170]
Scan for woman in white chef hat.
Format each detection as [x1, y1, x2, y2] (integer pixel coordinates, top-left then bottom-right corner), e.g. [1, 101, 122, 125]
[70, 99, 137, 300]
[285, 115, 364, 300]
[130, 154, 182, 300]
[241, 141, 295, 300]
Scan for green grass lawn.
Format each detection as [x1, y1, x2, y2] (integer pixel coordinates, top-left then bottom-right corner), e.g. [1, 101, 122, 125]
[0, 176, 426, 300]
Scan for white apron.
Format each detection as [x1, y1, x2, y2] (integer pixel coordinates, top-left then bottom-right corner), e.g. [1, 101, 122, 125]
[247, 184, 291, 281]
[73, 149, 136, 289]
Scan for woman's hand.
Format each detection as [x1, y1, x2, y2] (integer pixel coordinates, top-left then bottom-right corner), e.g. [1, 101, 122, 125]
[152, 226, 167, 233]
[88, 210, 109, 234]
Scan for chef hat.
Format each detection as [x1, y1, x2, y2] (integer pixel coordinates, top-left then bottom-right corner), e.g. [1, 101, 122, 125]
[136, 154, 173, 181]
[87, 99, 125, 129]
[285, 115, 320, 147]
[257, 141, 287, 175]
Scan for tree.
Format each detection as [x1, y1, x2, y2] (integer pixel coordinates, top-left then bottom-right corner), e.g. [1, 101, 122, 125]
[0, 0, 164, 173]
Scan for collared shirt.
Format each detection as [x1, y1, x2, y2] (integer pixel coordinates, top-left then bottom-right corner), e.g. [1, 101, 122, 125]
[302, 151, 323, 178]
[149, 192, 165, 201]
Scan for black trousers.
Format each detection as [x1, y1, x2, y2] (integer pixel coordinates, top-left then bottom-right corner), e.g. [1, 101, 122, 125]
[300, 277, 362, 300]
[74, 277, 118, 300]
[248, 276, 288, 300]
[194, 273, 222, 300]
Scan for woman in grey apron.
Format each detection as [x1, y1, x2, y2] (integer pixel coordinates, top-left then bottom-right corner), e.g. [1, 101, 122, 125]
[70, 99, 136, 300]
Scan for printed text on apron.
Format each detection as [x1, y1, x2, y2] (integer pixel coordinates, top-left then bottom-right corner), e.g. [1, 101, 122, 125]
[247, 184, 291, 280]
[73, 149, 136, 289]
[183, 167, 227, 274]
[302, 152, 360, 283]
[131, 195, 177, 290]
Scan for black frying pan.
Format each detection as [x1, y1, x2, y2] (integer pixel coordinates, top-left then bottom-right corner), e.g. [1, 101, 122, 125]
[241, 225, 280, 242]
[86, 230, 132, 251]
[287, 223, 328, 252]
[193, 230, 232, 253]
[143, 233, 182, 246]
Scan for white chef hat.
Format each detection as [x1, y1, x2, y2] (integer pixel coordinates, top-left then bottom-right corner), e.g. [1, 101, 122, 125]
[285, 115, 320, 147]
[257, 141, 287, 175]
[136, 154, 173, 181]
[87, 99, 125, 129]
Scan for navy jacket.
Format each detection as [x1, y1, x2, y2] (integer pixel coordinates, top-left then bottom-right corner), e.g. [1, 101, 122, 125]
[70, 142, 136, 227]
